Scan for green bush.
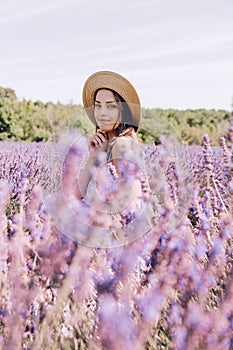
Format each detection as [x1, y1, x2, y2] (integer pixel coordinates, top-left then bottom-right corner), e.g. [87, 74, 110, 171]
[0, 86, 231, 145]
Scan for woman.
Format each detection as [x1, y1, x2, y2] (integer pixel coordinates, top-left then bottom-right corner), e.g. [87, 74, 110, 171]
[63, 71, 151, 246]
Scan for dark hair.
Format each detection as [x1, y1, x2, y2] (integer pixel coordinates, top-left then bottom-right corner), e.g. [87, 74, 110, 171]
[94, 88, 138, 136]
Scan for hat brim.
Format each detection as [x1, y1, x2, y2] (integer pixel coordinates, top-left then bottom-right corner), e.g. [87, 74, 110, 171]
[82, 71, 141, 127]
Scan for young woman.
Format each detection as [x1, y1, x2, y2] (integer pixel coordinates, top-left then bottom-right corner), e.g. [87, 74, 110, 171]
[63, 71, 151, 246]
[80, 72, 143, 194]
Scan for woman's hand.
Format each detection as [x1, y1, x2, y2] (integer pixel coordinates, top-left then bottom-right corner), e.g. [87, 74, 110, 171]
[88, 130, 107, 150]
[76, 131, 107, 200]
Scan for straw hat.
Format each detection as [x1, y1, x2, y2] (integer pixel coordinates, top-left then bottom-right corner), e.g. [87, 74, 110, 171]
[82, 71, 141, 127]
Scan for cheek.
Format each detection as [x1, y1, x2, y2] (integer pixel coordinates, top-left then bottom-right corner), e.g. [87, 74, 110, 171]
[94, 109, 98, 118]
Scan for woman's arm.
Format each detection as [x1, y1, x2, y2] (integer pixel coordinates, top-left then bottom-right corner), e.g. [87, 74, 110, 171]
[62, 131, 107, 200]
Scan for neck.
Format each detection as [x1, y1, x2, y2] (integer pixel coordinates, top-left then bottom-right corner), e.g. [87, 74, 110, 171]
[105, 130, 116, 141]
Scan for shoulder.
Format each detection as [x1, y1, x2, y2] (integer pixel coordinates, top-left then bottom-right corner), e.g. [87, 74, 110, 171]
[112, 133, 139, 159]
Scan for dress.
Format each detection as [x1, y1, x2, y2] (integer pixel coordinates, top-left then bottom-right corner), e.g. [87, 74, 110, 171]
[77, 129, 155, 248]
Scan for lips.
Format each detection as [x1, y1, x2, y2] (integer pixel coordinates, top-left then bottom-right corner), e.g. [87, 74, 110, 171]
[99, 119, 110, 122]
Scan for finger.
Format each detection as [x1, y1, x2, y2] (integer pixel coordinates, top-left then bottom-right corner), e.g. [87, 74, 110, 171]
[95, 135, 104, 145]
[95, 134, 106, 146]
[89, 138, 99, 148]
[89, 131, 107, 149]
[89, 136, 104, 149]
[96, 132, 106, 143]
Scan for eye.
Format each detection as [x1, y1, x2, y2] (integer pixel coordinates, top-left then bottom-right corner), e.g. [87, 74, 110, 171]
[107, 104, 118, 110]
[94, 104, 101, 109]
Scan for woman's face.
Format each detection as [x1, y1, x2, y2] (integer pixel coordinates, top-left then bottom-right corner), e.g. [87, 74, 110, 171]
[94, 89, 121, 132]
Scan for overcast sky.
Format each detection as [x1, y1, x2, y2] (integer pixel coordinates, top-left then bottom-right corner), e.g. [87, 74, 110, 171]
[1, 0, 233, 110]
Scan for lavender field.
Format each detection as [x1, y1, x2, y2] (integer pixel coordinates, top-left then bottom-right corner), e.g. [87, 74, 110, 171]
[0, 133, 233, 350]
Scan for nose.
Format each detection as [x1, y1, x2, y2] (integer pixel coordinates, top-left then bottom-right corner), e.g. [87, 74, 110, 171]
[100, 105, 107, 115]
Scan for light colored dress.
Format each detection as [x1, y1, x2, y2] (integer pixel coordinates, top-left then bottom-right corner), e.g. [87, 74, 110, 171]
[77, 129, 154, 247]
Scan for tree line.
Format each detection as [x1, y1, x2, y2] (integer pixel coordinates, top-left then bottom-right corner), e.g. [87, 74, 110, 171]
[0, 86, 231, 145]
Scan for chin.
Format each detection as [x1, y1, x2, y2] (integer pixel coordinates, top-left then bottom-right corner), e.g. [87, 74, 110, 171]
[99, 126, 112, 132]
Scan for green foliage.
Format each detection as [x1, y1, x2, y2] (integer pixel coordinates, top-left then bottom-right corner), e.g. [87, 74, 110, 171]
[140, 108, 231, 145]
[0, 86, 17, 100]
[0, 86, 231, 145]
[0, 88, 93, 142]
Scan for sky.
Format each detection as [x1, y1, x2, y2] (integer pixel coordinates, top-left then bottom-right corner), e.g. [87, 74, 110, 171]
[1, 0, 233, 110]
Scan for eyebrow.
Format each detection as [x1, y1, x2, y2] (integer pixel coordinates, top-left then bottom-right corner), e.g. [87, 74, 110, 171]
[95, 100, 117, 104]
